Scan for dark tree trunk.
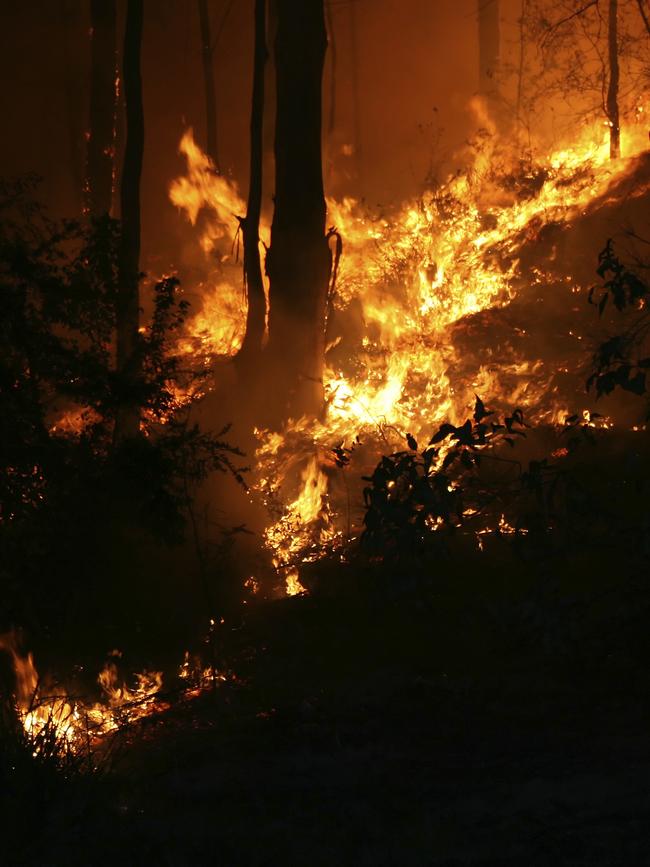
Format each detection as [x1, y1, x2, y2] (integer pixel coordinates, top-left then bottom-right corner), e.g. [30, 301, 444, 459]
[607, 0, 620, 159]
[86, 0, 117, 216]
[198, 0, 220, 172]
[478, 0, 500, 122]
[266, 0, 330, 421]
[114, 0, 144, 444]
[237, 0, 267, 368]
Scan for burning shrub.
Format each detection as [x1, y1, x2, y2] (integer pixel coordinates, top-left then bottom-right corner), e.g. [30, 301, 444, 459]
[360, 397, 631, 567]
[361, 397, 529, 561]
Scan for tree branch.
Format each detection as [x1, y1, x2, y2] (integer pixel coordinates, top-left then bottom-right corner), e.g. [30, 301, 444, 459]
[637, 0, 650, 37]
[542, 0, 599, 45]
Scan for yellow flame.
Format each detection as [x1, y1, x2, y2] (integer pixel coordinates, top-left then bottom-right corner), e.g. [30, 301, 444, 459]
[169, 107, 650, 593]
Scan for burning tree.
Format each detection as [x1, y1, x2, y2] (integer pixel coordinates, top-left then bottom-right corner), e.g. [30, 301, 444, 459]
[236, 0, 268, 369]
[510, 0, 648, 157]
[265, 0, 332, 420]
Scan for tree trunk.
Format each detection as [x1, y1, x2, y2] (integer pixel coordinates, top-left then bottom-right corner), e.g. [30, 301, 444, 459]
[114, 0, 144, 444]
[198, 0, 220, 172]
[478, 0, 500, 123]
[607, 0, 620, 159]
[236, 0, 267, 369]
[266, 0, 330, 421]
[86, 0, 118, 216]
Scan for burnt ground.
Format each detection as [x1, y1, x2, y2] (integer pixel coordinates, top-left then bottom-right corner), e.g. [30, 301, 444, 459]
[4, 556, 650, 867]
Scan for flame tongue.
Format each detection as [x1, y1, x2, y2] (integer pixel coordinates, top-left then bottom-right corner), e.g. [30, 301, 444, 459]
[168, 111, 650, 592]
[0, 632, 166, 749]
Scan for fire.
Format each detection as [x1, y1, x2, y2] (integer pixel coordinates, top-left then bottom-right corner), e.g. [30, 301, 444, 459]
[260, 454, 336, 595]
[0, 632, 167, 750]
[170, 129, 270, 359]
[168, 108, 650, 593]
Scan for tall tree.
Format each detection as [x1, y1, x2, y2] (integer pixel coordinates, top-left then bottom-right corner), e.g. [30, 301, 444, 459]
[478, 0, 501, 121]
[606, 0, 621, 159]
[198, 0, 220, 172]
[114, 0, 144, 444]
[266, 0, 331, 420]
[237, 0, 267, 368]
[86, 0, 118, 216]
[519, 0, 645, 158]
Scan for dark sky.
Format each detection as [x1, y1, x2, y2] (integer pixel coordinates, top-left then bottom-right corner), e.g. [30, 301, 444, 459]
[0, 0, 488, 269]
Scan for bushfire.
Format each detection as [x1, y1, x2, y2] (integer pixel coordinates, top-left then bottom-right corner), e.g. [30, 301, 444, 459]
[170, 108, 650, 595]
[3, 103, 650, 756]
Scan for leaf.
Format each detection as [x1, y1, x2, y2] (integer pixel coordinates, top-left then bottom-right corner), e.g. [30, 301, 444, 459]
[430, 423, 456, 444]
[473, 394, 493, 422]
[456, 419, 473, 445]
[442, 451, 457, 470]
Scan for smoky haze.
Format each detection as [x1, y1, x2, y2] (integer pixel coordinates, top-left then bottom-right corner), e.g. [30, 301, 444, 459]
[1, 0, 483, 268]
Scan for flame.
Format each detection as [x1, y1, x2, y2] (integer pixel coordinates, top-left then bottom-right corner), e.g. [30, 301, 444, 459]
[169, 108, 650, 593]
[170, 129, 270, 359]
[0, 631, 231, 755]
[0, 633, 169, 749]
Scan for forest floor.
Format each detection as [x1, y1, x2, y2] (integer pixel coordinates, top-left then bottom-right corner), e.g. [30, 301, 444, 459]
[4, 556, 650, 866]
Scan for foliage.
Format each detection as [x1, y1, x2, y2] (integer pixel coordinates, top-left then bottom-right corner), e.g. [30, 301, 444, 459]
[587, 239, 650, 403]
[362, 397, 522, 559]
[0, 179, 245, 639]
[360, 396, 614, 564]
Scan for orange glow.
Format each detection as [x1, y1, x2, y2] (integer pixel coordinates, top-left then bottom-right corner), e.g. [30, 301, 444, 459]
[0, 631, 229, 753]
[169, 109, 650, 594]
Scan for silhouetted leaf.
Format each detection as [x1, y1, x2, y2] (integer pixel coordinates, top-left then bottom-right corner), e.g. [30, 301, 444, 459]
[473, 395, 493, 422]
[429, 423, 456, 444]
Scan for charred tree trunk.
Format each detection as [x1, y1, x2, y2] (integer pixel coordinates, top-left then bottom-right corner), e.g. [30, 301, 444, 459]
[86, 0, 117, 216]
[266, 0, 330, 420]
[478, 0, 501, 123]
[114, 0, 144, 444]
[198, 0, 220, 172]
[237, 0, 267, 369]
[607, 0, 621, 159]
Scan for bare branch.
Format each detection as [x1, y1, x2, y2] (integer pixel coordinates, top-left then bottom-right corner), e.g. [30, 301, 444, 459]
[542, 0, 599, 45]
